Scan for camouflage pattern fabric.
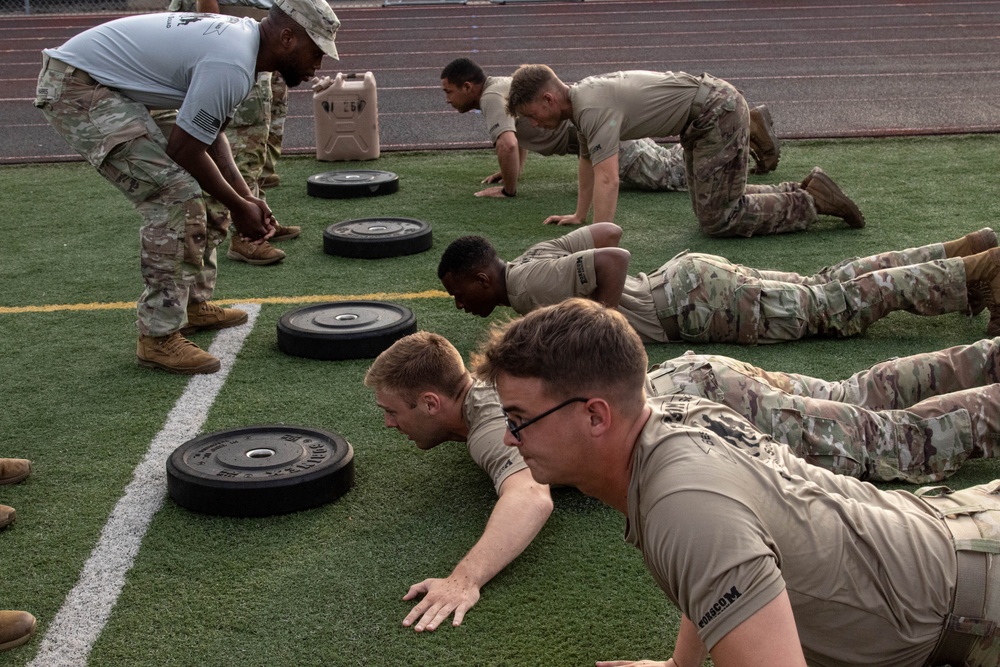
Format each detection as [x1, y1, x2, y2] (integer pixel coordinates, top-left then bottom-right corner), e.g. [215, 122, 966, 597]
[915, 482, 1000, 666]
[618, 138, 687, 192]
[647, 338, 1000, 483]
[261, 71, 287, 184]
[652, 240, 969, 344]
[680, 74, 816, 237]
[34, 55, 223, 336]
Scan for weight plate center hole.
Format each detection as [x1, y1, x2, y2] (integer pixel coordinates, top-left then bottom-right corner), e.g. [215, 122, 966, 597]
[246, 448, 277, 459]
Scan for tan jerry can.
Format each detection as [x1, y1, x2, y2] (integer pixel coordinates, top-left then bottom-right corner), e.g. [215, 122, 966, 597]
[313, 72, 380, 161]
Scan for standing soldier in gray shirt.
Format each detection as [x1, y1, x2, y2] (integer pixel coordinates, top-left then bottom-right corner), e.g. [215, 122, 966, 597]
[35, 0, 339, 374]
[506, 65, 864, 237]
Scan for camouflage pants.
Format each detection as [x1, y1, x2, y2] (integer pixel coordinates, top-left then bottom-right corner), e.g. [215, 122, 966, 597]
[653, 240, 969, 344]
[618, 138, 687, 192]
[262, 71, 287, 183]
[914, 482, 1000, 666]
[647, 338, 1000, 482]
[34, 55, 225, 336]
[680, 74, 816, 237]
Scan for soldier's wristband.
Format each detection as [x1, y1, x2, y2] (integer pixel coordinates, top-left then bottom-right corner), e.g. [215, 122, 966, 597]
[501, 187, 516, 198]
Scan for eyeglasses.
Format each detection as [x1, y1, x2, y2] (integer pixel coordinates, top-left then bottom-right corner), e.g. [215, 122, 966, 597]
[503, 397, 589, 442]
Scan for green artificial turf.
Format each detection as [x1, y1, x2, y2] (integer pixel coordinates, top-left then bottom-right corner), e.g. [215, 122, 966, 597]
[0, 135, 998, 666]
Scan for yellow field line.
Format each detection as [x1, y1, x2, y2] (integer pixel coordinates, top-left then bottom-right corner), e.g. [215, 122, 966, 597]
[0, 290, 451, 315]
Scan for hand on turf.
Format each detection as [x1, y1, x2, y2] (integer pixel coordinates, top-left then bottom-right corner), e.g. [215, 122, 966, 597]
[595, 661, 671, 667]
[401, 575, 481, 632]
[481, 171, 503, 184]
[475, 186, 508, 198]
[543, 213, 584, 226]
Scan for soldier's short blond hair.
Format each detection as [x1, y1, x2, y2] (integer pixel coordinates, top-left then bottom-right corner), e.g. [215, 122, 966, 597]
[473, 299, 647, 410]
[506, 64, 560, 116]
[364, 331, 469, 403]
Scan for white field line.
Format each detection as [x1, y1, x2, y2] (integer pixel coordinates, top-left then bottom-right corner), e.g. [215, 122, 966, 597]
[27, 303, 261, 667]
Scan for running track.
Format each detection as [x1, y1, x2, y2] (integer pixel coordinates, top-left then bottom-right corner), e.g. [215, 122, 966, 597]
[2, 0, 999, 164]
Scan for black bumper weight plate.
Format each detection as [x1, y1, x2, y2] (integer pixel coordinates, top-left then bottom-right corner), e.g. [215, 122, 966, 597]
[306, 170, 399, 199]
[166, 425, 355, 518]
[323, 217, 432, 259]
[277, 301, 417, 360]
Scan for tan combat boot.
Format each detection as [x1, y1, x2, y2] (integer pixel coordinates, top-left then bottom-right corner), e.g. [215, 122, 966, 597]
[0, 506, 15, 530]
[271, 222, 301, 241]
[942, 227, 998, 258]
[137, 332, 221, 375]
[0, 459, 31, 486]
[963, 248, 1000, 335]
[227, 235, 285, 265]
[0, 610, 36, 652]
[803, 167, 865, 228]
[748, 105, 779, 174]
[184, 301, 248, 334]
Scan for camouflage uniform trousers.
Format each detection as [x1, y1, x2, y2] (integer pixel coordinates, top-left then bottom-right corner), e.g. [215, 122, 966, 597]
[262, 71, 287, 184]
[647, 338, 1000, 483]
[34, 55, 226, 336]
[680, 74, 816, 238]
[617, 138, 687, 192]
[914, 481, 1000, 666]
[651, 239, 970, 344]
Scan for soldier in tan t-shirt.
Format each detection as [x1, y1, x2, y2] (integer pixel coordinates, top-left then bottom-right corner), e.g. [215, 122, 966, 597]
[474, 298, 1000, 667]
[440, 58, 779, 199]
[364, 332, 552, 634]
[506, 64, 866, 237]
[437, 223, 1000, 342]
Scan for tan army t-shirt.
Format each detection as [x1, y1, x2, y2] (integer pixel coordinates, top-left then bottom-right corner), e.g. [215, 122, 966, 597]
[570, 70, 701, 165]
[505, 227, 666, 342]
[627, 394, 955, 666]
[464, 380, 527, 493]
[481, 76, 573, 155]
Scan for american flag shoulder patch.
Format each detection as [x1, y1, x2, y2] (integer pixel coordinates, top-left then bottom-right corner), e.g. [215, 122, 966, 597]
[192, 109, 221, 136]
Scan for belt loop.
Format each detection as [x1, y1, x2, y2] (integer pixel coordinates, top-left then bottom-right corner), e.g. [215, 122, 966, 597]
[686, 74, 711, 130]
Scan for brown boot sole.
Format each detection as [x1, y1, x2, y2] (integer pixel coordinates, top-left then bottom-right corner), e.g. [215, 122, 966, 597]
[0, 624, 35, 652]
[809, 171, 865, 228]
[966, 228, 999, 256]
[271, 229, 301, 242]
[988, 305, 1000, 337]
[0, 471, 30, 486]
[137, 356, 222, 374]
[180, 311, 249, 336]
[227, 249, 285, 266]
[749, 105, 779, 174]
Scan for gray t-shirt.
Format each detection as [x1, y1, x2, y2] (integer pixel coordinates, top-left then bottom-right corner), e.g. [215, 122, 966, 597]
[627, 394, 955, 665]
[44, 13, 259, 144]
[464, 381, 528, 493]
[570, 70, 701, 165]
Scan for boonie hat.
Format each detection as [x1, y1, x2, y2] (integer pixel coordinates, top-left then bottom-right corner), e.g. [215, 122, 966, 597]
[274, 0, 340, 60]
